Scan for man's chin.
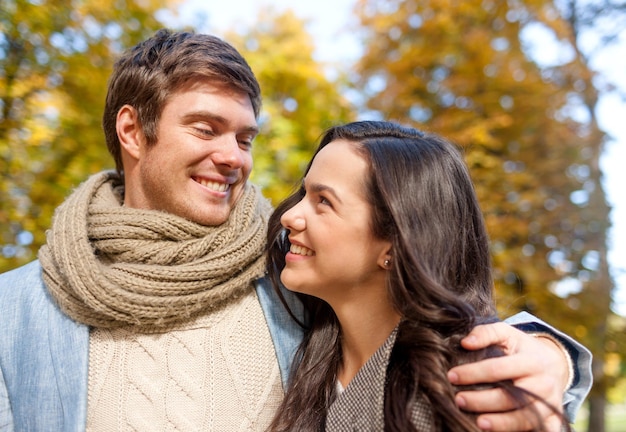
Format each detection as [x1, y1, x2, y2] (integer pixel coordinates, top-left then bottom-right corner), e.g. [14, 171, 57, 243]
[192, 209, 231, 227]
[171, 197, 234, 226]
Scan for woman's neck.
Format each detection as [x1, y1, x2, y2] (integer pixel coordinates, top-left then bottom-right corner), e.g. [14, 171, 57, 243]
[334, 301, 401, 388]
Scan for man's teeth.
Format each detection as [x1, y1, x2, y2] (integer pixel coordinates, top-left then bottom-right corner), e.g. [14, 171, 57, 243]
[290, 244, 314, 256]
[197, 178, 229, 192]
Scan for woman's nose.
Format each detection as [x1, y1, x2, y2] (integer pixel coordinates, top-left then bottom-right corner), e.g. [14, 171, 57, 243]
[281, 203, 306, 232]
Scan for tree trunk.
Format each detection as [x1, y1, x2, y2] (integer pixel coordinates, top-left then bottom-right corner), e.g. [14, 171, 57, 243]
[587, 392, 606, 432]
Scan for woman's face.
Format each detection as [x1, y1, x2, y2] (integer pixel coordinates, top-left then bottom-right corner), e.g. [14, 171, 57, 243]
[280, 139, 391, 305]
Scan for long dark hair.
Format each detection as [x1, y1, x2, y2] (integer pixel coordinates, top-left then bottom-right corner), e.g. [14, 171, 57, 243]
[267, 121, 568, 431]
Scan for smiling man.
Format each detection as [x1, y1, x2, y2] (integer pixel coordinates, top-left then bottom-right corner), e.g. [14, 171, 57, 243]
[0, 29, 591, 431]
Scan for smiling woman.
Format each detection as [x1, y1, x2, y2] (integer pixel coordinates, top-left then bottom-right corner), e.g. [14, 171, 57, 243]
[265, 121, 574, 431]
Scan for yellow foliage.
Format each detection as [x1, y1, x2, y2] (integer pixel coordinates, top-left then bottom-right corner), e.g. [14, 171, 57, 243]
[605, 353, 622, 377]
[227, 8, 355, 204]
[0, 0, 177, 272]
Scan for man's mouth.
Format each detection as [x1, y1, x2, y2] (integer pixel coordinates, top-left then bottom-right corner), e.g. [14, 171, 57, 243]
[290, 244, 315, 256]
[194, 177, 230, 192]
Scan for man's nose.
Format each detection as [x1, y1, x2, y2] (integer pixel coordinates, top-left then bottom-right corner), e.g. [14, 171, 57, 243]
[213, 135, 246, 168]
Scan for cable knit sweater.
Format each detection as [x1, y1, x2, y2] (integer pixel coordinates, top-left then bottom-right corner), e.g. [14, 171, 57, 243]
[87, 289, 283, 431]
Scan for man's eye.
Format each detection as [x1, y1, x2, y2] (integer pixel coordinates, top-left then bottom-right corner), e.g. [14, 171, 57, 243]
[195, 127, 215, 137]
[238, 139, 253, 149]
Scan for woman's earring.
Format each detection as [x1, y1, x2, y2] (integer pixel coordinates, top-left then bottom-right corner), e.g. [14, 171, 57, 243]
[384, 259, 391, 269]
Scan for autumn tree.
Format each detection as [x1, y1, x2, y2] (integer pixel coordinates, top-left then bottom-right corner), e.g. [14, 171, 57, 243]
[540, 1, 626, 429]
[0, 0, 175, 272]
[353, 0, 620, 429]
[225, 8, 355, 204]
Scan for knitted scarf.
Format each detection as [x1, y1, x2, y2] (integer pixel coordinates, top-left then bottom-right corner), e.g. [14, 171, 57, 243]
[39, 171, 273, 329]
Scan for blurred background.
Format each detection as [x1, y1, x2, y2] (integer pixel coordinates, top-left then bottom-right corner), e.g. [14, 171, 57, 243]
[1, 0, 624, 430]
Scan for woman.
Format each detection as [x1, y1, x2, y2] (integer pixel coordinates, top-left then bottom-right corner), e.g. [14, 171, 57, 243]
[266, 121, 569, 431]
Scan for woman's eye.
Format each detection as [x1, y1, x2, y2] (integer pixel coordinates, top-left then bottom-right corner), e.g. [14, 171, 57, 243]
[319, 196, 331, 206]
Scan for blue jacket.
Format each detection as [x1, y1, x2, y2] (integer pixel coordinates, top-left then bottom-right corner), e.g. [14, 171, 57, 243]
[0, 260, 592, 431]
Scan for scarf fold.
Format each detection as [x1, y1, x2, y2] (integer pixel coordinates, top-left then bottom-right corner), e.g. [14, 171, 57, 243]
[39, 171, 273, 329]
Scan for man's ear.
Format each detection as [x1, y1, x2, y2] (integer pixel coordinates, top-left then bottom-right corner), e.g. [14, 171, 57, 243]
[116, 105, 144, 161]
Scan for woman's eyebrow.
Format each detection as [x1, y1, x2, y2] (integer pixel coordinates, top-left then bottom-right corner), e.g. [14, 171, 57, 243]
[304, 179, 343, 204]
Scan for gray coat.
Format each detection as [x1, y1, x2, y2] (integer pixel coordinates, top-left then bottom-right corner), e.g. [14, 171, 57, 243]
[326, 328, 434, 431]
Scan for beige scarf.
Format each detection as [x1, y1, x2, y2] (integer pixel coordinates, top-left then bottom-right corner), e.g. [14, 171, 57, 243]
[39, 171, 273, 329]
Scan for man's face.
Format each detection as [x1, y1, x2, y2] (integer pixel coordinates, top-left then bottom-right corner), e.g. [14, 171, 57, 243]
[124, 80, 258, 226]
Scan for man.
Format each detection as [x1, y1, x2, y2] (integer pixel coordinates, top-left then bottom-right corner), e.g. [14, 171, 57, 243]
[0, 29, 591, 431]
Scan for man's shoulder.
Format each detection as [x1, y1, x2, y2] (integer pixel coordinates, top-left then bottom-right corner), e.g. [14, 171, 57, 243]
[0, 259, 88, 348]
[254, 277, 305, 386]
[1, 259, 41, 275]
[0, 259, 71, 330]
[0, 262, 89, 431]
[0, 260, 44, 299]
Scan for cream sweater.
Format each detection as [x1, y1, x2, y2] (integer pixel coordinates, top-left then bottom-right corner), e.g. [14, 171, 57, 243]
[86, 290, 283, 431]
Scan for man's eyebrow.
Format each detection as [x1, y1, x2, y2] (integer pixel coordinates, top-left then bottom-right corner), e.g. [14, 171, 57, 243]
[181, 111, 259, 134]
[303, 179, 343, 204]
